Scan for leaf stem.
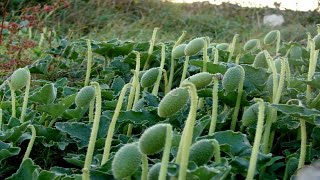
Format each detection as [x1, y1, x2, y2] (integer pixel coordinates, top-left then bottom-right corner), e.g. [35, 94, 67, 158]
[180, 56, 190, 85]
[21, 68, 31, 123]
[298, 118, 307, 169]
[8, 82, 16, 118]
[23, 125, 36, 161]
[209, 75, 219, 135]
[159, 124, 172, 180]
[152, 43, 165, 96]
[228, 34, 239, 63]
[141, 154, 148, 180]
[84, 39, 92, 86]
[143, 27, 159, 70]
[211, 139, 221, 163]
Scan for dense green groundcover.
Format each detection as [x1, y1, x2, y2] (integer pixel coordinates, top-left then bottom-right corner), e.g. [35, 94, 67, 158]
[1, 25, 320, 180]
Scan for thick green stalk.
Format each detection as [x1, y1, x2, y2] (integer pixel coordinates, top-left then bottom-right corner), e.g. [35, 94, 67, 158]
[159, 124, 173, 180]
[101, 83, 132, 165]
[276, 30, 281, 54]
[177, 82, 198, 180]
[228, 34, 239, 62]
[82, 82, 102, 180]
[209, 75, 219, 135]
[141, 154, 148, 180]
[298, 119, 307, 169]
[143, 27, 159, 70]
[21, 69, 31, 123]
[180, 56, 190, 85]
[84, 39, 92, 86]
[22, 125, 36, 160]
[9, 82, 16, 118]
[89, 98, 95, 122]
[230, 66, 245, 131]
[235, 54, 241, 65]
[246, 98, 265, 180]
[306, 32, 311, 50]
[213, 47, 219, 64]
[0, 108, 2, 131]
[162, 69, 169, 95]
[168, 31, 187, 92]
[152, 43, 165, 96]
[306, 40, 319, 104]
[211, 139, 221, 163]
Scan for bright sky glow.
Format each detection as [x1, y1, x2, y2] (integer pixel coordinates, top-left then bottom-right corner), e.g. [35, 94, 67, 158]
[170, 0, 319, 11]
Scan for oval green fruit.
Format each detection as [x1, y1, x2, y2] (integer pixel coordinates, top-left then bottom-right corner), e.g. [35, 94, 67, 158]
[139, 124, 168, 155]
[138, 70, 146, 80]
[10, 68, 30, 91]
[289, 46, 302, 59]
[182, 72, 213, 89]
[112, 143, 142, 179]
[274, 58, 281, 73]
[172, 44, 187, 59]
[313, 34, 320, 50]
[140, 67, 160, 88]
[253, 51, 268, 69]
[184, 38, 205, 56]
[158, 87, 189, 117]
[264, 30, 278, 45]
[242, 102, 267, 127]
[147, 163, 162, 180]
[216, 43, 229, 51]
[189, 139, 214, 166]
[243, 39, 258, 52]
[222, 66, 243, 92]
[75, 86, 95, 107]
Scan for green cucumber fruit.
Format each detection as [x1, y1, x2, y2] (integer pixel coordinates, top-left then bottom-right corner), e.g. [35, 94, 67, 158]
[158, 87, 189, 117]
[184, 38, 205, 56]
[75, 86, 95, 107]
[140, 67, 160, 88]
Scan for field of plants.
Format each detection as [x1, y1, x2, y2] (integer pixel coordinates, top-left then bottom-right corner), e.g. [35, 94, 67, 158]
[1, 0, 320, 180]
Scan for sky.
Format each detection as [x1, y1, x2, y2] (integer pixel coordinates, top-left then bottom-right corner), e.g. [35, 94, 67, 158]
[170, 0, 319, 11]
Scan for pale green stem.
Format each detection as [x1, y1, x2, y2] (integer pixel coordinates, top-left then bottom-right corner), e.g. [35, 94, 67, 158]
[213, 48, 219, 64]
[9, 83, 16, 118]
[310, 91, 320, 108]
[152, 43, 166, 96]
[317, 24, 320, 34]
[162, 69, 169, 95]
[285, 58, 291, 87]
[306, 40, 319, 104]
[82, 82, 102, 180]
[274, 58, 287, 107]
[168, 31, 187, 92]
[159, 124, 173, 180]
[28, 27, 32, 39]
[211, 139, 221, 163]
[203, 38, 208, 72]
[21, 69, 31, 123]
[22, 125, 36, 161]
[228, 34, 239, 63]
[180, 56, 190, 85]
[276, 30, 281, 54]
[264, 50, 278, 102]
[298, 119, 307, 169]
[84, 39, 92, 86]
[306, 32, 311, 50]
[143, 27, 159, 70]
[246, 98, 265, 180]
[101, 83, 132, 165]
[177, 82, 198, 180]
[141, 154, 148, 180]
[235, 54, 241, 65]
[209, 76, 219, 135]
[230, 66, 245, 131]
[89, 98, 95, 122]
[39, 33, 44, 48]
[0, 109, 2, 131]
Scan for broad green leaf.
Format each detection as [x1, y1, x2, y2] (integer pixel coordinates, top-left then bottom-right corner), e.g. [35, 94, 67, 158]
[0, 141, 20, 162]
[283, 156, 298, 180]
[29, 55, 52, 74]
[34, 125, 68, 150]
[189, 60, 227, 74]
[214, 131, 251, 156]
[37, 170, 65, 180]
[63, 153, 85, 167]
[6, 158, 40, 180]
[36, 94, 76, 119]
[29, 83, 57, 104]
[303, 72, 320, 89]
[192, 115, 211, 142]
[187, 165, 231, 180]
[0, 123, 28, 143]
[63, 107, 88, 120]
[242, 65, 270, 94]
[111, 77, 125, 94]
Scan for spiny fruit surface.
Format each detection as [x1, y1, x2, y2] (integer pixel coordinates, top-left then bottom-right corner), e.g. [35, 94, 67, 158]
[222, 66, 243, 92]
[216, 43, 229, 51]
[314, 34, 320, 50]
[75, 86, 95, 107]
[264, 30, 278, 45]
[10, 68, 30, 91]
[139, 124, 168, 155]
[140, 67, 160, 88]
[253, 51, 268, 69]
[112, 143, 142, 179]
[158, 87, 189, 117]
[172, 44, 187, 59]
[189, 139, 214, 165]
[147, 163, 162, 180]
[243, 39, 258, 52]
[182, 72, 213, 89]
[289, 46, 302, 59]
[184, 38, 205, 56]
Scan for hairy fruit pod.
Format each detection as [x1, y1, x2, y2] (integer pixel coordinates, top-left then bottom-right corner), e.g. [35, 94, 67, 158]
[243, 39, 258, 52]
[182, 72, 213, 89]
[189, 139, 214, 166]
[264, 30, 278, 45]
[222, 66, 243, 92]
[139, 124, 168, 155]
[172, 44, 187, 59]
[75, 86, 95, 107]
[140, 67, 160, 88]
[10, 68, 30, 91]
[184, 38, 205, 56]
[158, 87, 189, 117]
[253, 51, 268, 69]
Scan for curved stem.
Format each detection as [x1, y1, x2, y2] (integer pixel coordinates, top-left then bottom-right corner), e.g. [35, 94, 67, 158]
[306, 32, 311, 50]
[21, 69, 31, 123]
[9, 82, 16, 118]
[0, 108, 2, 131]
[213, 47, 219, 64]
[152, 43, 165, 96]
[141, 154, 148, 180]
[162, 69, 169, 95]
[228, 34, 239, 63]
[89, 98, 95, 122]
[246, 98, 265, 180]
[230, 66, 245, 131]
[159, 124, 173, 180]
[101, 83, 132, 165]
[180, 56, 189, 85]
[143, 27, 159, 70]
[298, 119, 307, 169]
[168, 31, 187, 92]
[317, 24, 320, 34]
[82, 82, 102, 180]
[235, 54, 241, 65]
[177, 82, 198, 180]
[276, 30, 281, 54]
[306, 40, 319, 104]
[209, 75, 219, 135]
[22, 125, 36, 160]
[211, 139, 221, 163]
[84, 39, 92, 86]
